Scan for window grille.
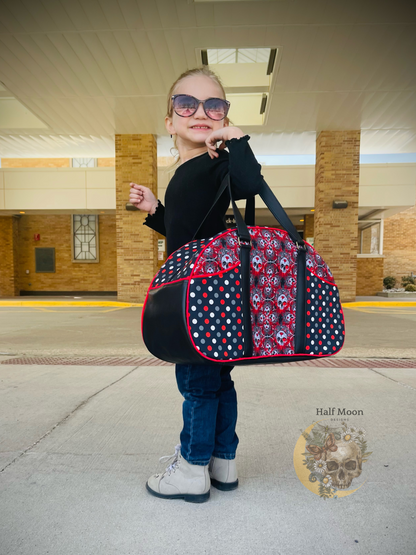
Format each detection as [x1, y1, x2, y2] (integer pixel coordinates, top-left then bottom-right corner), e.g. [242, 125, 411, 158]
[72, 158, 97, 168]
[72, 215, 99, 262]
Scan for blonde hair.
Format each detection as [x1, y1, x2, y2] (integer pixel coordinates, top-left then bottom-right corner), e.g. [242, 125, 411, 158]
[165, 66, 234, 171]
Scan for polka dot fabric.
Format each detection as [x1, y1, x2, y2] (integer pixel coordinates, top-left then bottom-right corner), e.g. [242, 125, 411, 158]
[304, 271, 345, 355]
[151, 238, 210, 288]
[188, 270, 245, 359]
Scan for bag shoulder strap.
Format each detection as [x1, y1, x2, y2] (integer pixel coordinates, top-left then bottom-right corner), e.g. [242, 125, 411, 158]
[192, 172, 304, 246]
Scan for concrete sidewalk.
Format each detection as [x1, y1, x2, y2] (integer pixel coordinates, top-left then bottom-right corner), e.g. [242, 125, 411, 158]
[0, 359, 415, 555]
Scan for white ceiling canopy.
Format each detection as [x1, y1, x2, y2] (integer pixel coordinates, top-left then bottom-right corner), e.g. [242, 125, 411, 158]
[0, 0, 414, 158]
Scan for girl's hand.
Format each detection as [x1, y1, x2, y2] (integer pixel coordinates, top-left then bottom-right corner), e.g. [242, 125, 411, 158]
[129, 183, 158, 214]
[205, 127, 246, 159]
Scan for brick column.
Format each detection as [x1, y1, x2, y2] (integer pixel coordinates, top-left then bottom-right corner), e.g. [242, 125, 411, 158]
[0, 216, 19, 297]
[303, 214, 314, 240]
[314, 131, 360, 302]
[115, 134, 158, 302]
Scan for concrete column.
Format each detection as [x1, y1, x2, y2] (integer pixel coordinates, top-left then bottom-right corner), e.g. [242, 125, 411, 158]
[314, 131, 360, 302]
[0, 216, 19, 297]
[115, 134, 158, 302]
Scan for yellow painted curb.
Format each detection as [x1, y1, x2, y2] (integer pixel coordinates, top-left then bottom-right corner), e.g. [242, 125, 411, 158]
[0, 301, 143, 307]
[343, 302, 416, 307]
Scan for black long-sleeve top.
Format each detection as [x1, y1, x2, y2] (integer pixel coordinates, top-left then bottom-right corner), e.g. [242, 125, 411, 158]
[143, 134, 264, 257]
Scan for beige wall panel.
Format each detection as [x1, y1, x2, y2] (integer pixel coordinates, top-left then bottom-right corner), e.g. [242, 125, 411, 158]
[86, 189, 116, 209]
[5, 189, 86, 210]
[86, 168, 115, 189]
[4, 169, 86, 190]
[157, 185, 314, 210]
[359, 185, 415, 207]
[360, 165, 416, 186]
[262, 166, 315, 188]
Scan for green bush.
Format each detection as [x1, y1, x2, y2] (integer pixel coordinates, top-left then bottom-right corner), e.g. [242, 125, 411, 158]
[401, 275, 416, 287]
[383, 276, 396, 289]
[405, 284, 416, 292]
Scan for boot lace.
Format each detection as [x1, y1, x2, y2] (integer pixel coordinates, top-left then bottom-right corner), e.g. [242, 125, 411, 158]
[158, 444, 181, 475]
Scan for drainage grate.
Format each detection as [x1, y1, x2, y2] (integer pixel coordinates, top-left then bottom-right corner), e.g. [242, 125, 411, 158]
[1, 356, 416, 368]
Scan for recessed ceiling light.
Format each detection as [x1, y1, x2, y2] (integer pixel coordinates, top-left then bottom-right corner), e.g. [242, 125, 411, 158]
[199, 47, 278, 126]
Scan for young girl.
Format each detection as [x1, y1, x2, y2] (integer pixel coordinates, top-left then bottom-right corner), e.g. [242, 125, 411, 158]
[129, 67, 264, 503]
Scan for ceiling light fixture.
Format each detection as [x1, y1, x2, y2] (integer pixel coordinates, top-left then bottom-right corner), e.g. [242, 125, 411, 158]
[260, 94, 267, 115]
[199, 47, 278, 126]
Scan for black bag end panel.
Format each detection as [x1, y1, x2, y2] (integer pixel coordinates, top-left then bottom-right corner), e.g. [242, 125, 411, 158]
[142, 280, 205, 364]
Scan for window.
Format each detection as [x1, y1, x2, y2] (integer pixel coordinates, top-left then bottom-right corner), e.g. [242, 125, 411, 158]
[359, 222, 383, 255]
[72, 215, 99, 263]
[71, 158, 97, 168]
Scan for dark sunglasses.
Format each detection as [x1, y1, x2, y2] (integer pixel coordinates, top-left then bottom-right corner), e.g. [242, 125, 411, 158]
[171, 94, 230, 121]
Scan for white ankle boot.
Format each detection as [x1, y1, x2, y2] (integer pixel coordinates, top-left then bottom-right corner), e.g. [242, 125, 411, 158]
[146, 444, 210, 503]
[208, 456, 239, 491]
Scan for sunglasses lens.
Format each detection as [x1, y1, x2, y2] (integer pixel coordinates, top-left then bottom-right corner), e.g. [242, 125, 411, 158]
[173, 95, 198, 116]
[205, 98, 229, 120]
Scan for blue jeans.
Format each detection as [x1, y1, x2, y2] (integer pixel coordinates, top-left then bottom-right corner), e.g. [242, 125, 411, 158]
[175, 363, 239, 466]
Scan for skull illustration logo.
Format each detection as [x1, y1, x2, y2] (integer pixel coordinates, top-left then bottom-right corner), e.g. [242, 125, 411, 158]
[324, 440, 363, 490]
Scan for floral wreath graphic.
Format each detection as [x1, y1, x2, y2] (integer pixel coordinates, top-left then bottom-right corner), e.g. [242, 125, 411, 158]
[300, 421, 372, 499]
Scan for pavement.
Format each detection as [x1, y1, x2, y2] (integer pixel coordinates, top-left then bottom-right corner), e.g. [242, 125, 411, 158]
[0, 296, 415, 555]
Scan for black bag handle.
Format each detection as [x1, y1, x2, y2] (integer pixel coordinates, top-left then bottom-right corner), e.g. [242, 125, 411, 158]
[192, 172, 304, 247]
[192, 181, 255, 241]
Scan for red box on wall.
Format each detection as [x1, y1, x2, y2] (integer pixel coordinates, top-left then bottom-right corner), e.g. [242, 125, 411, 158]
[34, 234, 40, 241]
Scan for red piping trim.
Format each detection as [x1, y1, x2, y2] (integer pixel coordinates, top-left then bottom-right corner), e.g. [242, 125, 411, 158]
[190, 261, 241, 279]
[307, 268, 337, 286]
[148, 276, 189, 290]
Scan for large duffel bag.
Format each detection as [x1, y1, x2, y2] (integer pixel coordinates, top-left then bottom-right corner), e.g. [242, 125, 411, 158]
[142, 173, 345, 365]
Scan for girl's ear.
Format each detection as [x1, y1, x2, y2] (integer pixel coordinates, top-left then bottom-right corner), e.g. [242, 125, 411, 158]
[165, 116, 175, 135]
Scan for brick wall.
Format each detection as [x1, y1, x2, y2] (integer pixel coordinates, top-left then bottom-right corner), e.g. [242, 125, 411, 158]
[97, 158, 116, 167]
[383, 204, 416, 282]
[356, 257, 384, 295]
[0, 216, 19, 296]
[115, 134, 158, 303]
[2, 158, 117, 168]
[314, 131, 360, 302]
[15, 215, 117, 293]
